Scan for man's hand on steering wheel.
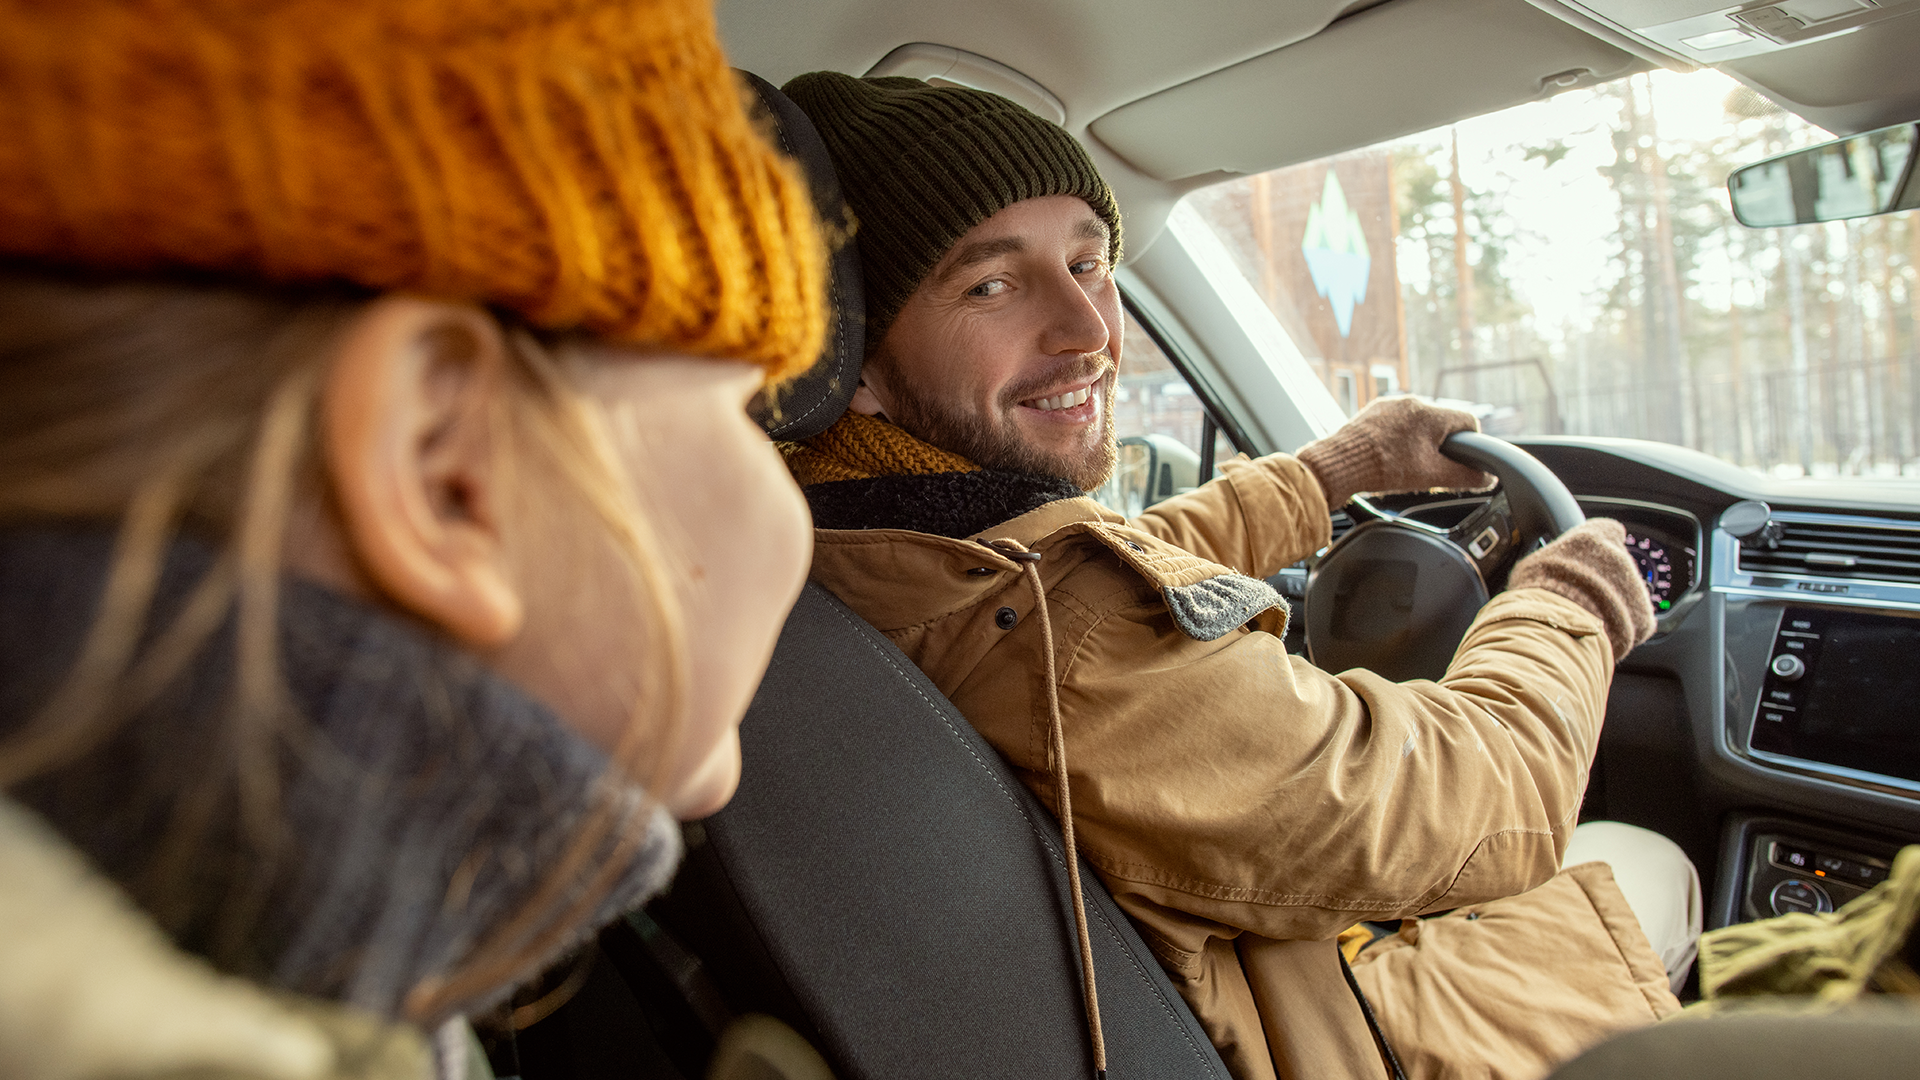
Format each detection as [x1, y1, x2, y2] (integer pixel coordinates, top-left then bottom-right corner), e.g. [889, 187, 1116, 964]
[1296, 395, 1494, 510]
[1298, 396, 1655, 678]
[1509, 519, 1657, 664]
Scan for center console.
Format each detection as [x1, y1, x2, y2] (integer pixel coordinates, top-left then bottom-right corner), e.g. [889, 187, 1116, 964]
[1710, 506, 1920, 928]
[1720, 813, 1902, 924]
[1747, 605, 1920, 794]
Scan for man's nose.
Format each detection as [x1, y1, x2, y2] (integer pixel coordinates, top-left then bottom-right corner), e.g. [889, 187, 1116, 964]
[1036, 268, 1111, 357]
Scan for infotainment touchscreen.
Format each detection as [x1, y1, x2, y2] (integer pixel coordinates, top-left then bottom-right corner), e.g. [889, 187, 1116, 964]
[1750, 606, 1920, 786]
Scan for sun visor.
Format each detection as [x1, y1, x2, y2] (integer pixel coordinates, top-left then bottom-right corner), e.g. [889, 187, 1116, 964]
[1526, 0, 1920, 68]
[1088, 0, 1642, 182]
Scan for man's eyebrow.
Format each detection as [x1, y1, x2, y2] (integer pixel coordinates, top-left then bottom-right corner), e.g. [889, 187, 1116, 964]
[1077, 217, 1111, 245]
[933, 236, 1026, 286]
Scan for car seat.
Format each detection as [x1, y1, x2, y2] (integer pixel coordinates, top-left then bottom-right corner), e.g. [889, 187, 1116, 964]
[632, 73, 1230, 1080]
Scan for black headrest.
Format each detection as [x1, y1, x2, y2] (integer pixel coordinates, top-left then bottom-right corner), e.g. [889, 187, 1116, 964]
[740, 71, 864, 441]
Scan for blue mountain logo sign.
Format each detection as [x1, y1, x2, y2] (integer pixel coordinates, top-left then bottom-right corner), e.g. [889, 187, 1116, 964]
[1301, 170, 1372, 337]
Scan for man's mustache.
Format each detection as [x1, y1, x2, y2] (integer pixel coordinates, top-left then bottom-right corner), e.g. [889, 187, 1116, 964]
[1001, 352, 1113, 405]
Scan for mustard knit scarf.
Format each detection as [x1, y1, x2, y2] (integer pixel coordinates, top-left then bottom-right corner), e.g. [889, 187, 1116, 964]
[782, 411, 977, 486]
[783, 413, 1083, 538]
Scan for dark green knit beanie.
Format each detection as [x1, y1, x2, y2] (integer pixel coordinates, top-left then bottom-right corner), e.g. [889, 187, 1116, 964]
[782, 71, 1122, 351]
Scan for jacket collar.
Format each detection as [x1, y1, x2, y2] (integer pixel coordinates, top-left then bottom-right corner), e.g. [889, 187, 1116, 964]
[813, 496, 1287, 643]
[0, 527, 680, 1025]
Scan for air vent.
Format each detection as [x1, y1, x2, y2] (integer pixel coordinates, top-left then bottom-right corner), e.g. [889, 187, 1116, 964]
[1739, 519, 1920, 586]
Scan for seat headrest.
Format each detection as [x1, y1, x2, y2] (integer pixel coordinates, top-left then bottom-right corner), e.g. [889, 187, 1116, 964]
[740, 71, 864, 441]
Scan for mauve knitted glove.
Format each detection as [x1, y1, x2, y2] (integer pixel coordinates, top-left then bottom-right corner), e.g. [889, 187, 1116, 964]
[1295, 396, 1494, 510]
[1507, 518, 1657, 663]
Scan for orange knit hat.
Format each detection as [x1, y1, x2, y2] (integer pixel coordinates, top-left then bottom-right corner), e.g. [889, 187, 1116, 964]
[0, 0, 827, 381]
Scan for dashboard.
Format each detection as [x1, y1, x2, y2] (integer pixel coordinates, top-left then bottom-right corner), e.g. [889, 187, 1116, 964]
[1334, 437, 1920, 931]
[1392, 496, 1701, 615]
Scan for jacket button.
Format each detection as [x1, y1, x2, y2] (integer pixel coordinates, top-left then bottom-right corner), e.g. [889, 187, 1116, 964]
[995, 606, 1018, 630]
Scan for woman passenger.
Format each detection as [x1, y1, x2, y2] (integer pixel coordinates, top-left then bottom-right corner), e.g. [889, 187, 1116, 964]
[0, 0, 824, 1076]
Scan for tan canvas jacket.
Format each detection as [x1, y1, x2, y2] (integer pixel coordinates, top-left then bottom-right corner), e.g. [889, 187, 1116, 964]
[808, 451, 1679, 1080]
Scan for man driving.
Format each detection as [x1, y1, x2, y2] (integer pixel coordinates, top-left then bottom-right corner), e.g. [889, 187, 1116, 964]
[780, 71, 1699, 1080]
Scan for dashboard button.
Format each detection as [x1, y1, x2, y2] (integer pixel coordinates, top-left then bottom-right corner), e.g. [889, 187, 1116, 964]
[1835, 859, 1885, 886]
[1770, 654, 1806, 680]
[1770, 879, 1833, 915]
[1772, 843, 1814, 871]
[1815, 854, 1848, 877]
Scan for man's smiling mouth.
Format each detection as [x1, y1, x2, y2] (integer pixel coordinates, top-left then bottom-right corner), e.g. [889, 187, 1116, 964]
[1024, 383, 1095, 412]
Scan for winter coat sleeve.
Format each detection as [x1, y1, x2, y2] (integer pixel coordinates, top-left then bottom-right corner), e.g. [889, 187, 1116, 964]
[1127, 452, 1332, 579]
[1005, 581, 1612, 947]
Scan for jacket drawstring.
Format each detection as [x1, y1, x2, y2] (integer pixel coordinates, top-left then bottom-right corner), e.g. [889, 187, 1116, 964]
[1000, 544, 1107, 1079]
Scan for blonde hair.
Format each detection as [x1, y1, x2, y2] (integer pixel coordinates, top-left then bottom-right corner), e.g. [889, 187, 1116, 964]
[0, 268, 690, 1021]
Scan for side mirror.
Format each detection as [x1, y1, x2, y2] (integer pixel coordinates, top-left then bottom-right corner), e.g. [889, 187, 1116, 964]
[1728, 122, 1920, 228]
[1093, 434, 1202, 517]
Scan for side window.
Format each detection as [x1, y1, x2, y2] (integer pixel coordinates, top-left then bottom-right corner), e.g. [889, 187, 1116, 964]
[1095, 306, 1238, 516]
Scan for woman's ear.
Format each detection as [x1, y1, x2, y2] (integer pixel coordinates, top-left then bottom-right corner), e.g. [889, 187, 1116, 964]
[320, 296, 525, 648]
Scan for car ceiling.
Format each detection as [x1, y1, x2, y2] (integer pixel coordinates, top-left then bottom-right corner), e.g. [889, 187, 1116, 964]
[717, 0, 1920, 256]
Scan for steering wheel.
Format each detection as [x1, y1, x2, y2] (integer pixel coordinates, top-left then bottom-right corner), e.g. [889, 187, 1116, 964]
[1303, 432, 1585, 682]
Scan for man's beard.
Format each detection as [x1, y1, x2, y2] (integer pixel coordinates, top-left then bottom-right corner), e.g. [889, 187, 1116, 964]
[870, 348, 1119, 491]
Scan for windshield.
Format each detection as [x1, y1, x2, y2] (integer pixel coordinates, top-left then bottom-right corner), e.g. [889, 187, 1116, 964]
[1184, 69, 1918, 482]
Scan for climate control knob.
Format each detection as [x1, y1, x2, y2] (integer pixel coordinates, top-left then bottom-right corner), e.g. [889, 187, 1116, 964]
[1771, 654, 1806, 681]
[1770, 878, 1832, 916]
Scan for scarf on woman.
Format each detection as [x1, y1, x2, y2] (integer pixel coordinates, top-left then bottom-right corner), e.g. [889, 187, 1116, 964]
[783, 412, 1083, 538]
[0, 527, 680, 1027]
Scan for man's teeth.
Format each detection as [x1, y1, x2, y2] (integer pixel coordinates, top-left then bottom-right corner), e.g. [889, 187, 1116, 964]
[1031, 386, 1092, 411]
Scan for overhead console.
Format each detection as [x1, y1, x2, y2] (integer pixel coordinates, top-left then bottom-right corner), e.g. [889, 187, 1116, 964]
[1528, 0, 1920, 133]
[1526, 0, 1920, 68]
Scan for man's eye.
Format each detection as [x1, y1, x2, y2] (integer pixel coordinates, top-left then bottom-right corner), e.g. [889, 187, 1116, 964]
[1070, 259, 1107, 277]
[968, 279, 1007, 298]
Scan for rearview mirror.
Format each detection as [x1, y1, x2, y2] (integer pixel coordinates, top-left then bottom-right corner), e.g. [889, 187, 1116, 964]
[1728, 123, 1920, 228]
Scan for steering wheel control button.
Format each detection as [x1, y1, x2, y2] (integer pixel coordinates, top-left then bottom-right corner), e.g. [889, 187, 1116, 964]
[1772, 843, 1814, 872]
[994, 607, 1018, 630]
[1770, 654, 1807, 680]
[1466, 525, 1501, 560]
[1770, 879, 1833, 916]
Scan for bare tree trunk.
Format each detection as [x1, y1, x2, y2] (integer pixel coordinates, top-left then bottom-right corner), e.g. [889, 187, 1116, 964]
[1622, 80, 1663, 442]
[1449, 128, 1476, 400]
[1784, 230, 1814, 474]
[1843, 221, 1872, 473]
[1878, 219, 1906, 466]
[1387, 154, 1412, 397]
[1730, 286, 1754, 466]
[1909, 215, 1920, 468]
[1642, 78, 1695, 448]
